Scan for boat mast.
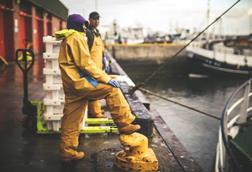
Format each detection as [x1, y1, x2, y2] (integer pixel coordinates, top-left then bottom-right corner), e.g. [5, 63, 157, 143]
[207, 0, 210, 25]
[206, 0, 210, 40]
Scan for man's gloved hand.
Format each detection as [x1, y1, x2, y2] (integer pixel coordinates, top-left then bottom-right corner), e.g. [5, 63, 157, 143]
[104, 64, 110, 73]
[102, 56, 110, 73]
[108, 79, 120, 88]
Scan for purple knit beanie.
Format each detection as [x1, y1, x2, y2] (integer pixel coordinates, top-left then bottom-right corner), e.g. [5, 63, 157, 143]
[67, 14, 86, 32]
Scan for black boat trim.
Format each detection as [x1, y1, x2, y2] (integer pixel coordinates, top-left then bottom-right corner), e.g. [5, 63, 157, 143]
[202, 63, 249, 74]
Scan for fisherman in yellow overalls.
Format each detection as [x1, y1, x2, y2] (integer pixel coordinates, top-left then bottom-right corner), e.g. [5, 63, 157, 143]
[56, 14, 140, 161]
[85, 11, 110, 118]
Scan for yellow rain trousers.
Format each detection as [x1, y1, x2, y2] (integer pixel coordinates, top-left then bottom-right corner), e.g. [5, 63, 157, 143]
[88, 34, 104, 117]
[57, 31, 135, 158]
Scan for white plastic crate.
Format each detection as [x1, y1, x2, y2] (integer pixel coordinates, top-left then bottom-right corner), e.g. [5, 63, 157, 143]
[44, 59, 59, 70]
[43, 112, 63, 121]
[59, 88, 65, 101]
[43, 83, 62, 90]
[45, 121, 61, 132]
[43, 114, 61, 131]
[43, 52, 59, 60]
[45, 43, 60, 54]
[44, 90, 63, 102]
[45, 104, 64, 114]
[43, 36, 61, 54]
[44, 91, 60, 100]
[42, 36, 64, 132]
[43, 68, 61, 75]
[43, 98, 63, 106]
[43, 36, 60, 43]
[45, 75, 62, 84]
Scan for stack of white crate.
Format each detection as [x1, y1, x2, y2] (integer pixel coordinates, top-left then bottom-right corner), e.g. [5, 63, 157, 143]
[42, 36, 64, 132]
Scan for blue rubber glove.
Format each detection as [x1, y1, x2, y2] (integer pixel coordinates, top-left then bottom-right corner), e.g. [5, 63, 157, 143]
[78, 70, 98, 88]
[108, 79, 120, 88]
[102, 56, 110, 73]
[79, 70, 86, 78]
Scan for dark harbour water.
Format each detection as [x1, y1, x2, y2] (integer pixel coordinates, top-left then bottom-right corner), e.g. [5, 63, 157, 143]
[118, 57, 248, 172]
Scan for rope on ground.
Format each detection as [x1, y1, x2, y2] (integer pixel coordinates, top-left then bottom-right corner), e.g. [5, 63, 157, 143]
[139, 87, 221, 120]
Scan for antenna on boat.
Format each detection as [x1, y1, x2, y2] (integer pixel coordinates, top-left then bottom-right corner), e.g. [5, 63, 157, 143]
[206, 0, 211, 40]
[129, 0, 241, 95]
[207, 0, 210, 26]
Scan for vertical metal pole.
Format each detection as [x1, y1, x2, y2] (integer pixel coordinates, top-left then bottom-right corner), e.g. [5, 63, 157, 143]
[207, 0, 210, 25]
[238, 81, 250, 124]
[206, 0, 211, 40]
[23, 50, 28, 104]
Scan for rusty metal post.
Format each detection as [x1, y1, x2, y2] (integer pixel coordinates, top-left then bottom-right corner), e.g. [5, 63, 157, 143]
[115, 132, 159, 171]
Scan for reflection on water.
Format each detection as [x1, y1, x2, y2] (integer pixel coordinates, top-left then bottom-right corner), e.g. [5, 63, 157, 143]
[118, 58, 247, 172]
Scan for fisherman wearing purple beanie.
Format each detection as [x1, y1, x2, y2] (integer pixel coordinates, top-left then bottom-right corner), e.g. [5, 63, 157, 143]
[57, 14, 140, 162]
[67, 14, 87, 32]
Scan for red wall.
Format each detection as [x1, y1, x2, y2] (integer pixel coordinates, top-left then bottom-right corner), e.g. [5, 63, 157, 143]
[61, 21, 67, 29]
[0, 9, 5, 57]
[18, 13, 26, 48]
[47, 20, 52, 35]
[1, 0, 67, 60]
[34, 16, 43, 53]
[0, 2, 14, 61]
[51, 16, 60, 36]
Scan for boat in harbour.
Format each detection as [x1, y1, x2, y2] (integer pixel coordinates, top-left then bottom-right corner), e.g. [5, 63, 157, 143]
[186, 35, 252, 76]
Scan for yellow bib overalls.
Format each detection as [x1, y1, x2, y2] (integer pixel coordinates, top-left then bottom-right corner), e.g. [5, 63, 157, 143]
[88, 32, 105, 117]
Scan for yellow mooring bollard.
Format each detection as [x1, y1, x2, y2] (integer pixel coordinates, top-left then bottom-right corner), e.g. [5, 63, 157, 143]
[115, 132, 159, 171]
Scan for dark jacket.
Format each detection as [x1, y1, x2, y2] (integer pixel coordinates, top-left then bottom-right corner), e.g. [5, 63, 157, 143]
[86, 26, 101, 51]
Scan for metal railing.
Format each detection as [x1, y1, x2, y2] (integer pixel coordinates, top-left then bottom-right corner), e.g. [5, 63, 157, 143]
[215, 78, 252, 172]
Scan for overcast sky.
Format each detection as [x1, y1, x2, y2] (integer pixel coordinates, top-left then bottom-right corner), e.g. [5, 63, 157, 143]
[60, 0, 252, 35]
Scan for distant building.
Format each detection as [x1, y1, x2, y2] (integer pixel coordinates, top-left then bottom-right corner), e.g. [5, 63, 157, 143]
[0, 0, 68, 61]
[101, 21, 145, 45]
[120, 27, 144, 44]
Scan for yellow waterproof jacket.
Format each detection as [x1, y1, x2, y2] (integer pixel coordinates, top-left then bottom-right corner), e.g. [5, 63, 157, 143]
[56, 29, 111, 91]
[90, 35, 104, 69]
[86, 28, 105, 69]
